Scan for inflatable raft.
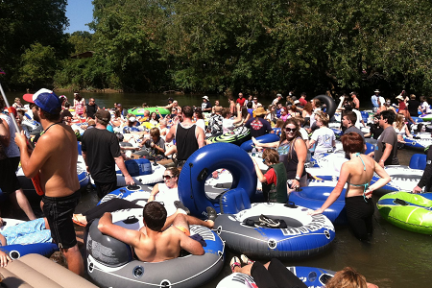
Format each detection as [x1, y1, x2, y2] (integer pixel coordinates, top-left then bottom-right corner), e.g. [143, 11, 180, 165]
[377, 192, 432, 234]
[0, 218, 58, 260]
[403, 133, 432, 150]
[127, 107, 170, 117]
[214, 202, 335, 259]
[239, 133, 280, 152]
[117, 158, 165, 186]
[17, 154, 89, 192]
[86, 210, 225, 288]
[206, 127, 251, 146]
[371, 165, 423, 193]
[217, 266, 335, 288]
[289, 186, 347, 225]
[99, 184, 181, 216]
[0, 253, 97, 288]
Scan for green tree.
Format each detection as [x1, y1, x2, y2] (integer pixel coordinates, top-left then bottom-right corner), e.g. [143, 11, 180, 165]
[19, 43, 58, 88]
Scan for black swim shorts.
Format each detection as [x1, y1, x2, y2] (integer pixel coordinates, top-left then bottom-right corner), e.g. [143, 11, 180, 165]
[0, 157, 22, 194]
[42, 190, 80, 249]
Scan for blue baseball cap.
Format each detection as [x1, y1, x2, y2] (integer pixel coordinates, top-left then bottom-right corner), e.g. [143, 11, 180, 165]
[23, 88, 61, 113]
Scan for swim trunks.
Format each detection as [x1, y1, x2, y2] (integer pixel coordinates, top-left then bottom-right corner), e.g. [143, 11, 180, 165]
[42, 190, 80, 249]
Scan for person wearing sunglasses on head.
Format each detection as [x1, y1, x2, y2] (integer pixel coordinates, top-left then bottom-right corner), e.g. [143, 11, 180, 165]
[252, 119, 308, 190]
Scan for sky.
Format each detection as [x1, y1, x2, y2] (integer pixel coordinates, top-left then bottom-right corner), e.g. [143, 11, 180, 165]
[65, 0, 94, 33]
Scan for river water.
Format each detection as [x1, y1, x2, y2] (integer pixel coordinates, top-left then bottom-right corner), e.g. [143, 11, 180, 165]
[6, 91, 430, 288]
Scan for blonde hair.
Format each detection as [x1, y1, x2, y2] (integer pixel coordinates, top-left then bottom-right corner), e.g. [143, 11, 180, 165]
[314, 110, 330, 126]
[395, 114, 405, 130]
[325, 267, 368, 288]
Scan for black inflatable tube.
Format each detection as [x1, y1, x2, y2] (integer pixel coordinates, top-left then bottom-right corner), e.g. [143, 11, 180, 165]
[313, 95, 336, 119]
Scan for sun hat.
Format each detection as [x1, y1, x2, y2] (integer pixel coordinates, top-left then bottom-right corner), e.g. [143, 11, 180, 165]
[202, 96, 209, 101]
[395, 95, 404, 101]
[23, 88, 61, 113]
[374, 89, 380, 93]
[276, 94, 282, 98]
[254, 107, 266, 116]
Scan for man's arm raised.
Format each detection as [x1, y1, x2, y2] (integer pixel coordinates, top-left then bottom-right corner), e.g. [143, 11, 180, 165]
[98, 212, 141, 247]
[15, 131, 51, 178]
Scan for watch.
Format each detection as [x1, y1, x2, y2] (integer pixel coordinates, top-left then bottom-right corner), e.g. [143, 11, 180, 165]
[295, 175, 301, 181]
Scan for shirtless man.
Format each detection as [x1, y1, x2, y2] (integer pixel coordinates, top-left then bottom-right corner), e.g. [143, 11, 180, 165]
[98, 202, 213, 262]
[15, 88, 84, 275]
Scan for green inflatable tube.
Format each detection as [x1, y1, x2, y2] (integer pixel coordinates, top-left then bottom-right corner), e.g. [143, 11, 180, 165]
[206, 127, 251, 146]
[127, 107, 170, 117]
[377, 191, 432, 234]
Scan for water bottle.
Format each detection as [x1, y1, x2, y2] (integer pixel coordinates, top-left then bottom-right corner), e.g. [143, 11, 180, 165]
[252, 147, 257, 157]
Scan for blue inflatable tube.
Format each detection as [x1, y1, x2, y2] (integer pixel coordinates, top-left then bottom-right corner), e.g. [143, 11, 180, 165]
[178, 143, 256, 217]
[412, 116, 423, 123]
[240, 133, 280, 152]
[409, 154, 427, 170]
[2, 243, 58, 259]
[289, 186, 348, 225]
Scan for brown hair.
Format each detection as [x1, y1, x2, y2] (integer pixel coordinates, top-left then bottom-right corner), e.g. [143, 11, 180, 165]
[279, 118, 302, 159]
[262, 149, 279, 164]
[275, 119, 285, 128]
[303, 102, 313, 114]
[325, 267, 367, 288]
[343, 111, 357, 125]
[165, 167, 180, 178]
[315, 110, 329, 126]
[222, 108, 231, 118]
[143, 202, 167, 231]
[150, 127, 160, 138]
[341, 132, 364, 154]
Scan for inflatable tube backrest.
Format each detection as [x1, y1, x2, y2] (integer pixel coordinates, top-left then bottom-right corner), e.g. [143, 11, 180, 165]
[365, 142, 375, 155]
[239, 133, 280, 152]
[219, 188, 251, 214]
[86, 219, 133, 267]
[313, 95, 336, 119]
[178, 143, 256, 217]
[125, 159, 153, 176]
[409, 154, 427, 170]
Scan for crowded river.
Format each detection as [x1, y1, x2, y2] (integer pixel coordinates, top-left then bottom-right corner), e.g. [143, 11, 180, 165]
[3, 91, 431, 288]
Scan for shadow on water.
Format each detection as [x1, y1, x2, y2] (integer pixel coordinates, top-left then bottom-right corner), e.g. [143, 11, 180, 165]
[5, 91, 430, 288]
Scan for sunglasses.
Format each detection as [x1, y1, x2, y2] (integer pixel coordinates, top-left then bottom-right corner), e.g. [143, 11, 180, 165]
[163, 175, 172, 180]
[285, 127, 297, 132]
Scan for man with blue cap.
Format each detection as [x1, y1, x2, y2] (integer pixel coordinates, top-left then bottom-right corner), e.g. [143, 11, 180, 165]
[15, 88, 84, 275]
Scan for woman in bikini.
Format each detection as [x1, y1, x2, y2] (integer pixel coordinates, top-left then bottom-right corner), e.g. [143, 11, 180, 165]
[309, 132, 390, 241]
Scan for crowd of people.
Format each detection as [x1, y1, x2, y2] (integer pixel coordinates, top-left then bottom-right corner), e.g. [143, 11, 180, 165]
[2, 87, 432, 287]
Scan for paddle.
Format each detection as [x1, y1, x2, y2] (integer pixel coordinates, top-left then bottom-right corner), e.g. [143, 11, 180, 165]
[0, 83, 44, 195]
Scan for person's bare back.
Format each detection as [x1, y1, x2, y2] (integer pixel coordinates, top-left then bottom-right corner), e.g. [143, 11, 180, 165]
[133, 225, 195, 262]
[98, 203, 212, 263]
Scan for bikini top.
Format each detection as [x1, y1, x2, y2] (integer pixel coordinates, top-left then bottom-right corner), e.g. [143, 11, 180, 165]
[347, 153, 369, 202]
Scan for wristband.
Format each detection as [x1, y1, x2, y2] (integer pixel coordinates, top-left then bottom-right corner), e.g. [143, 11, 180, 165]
[295, 175, 301, 181]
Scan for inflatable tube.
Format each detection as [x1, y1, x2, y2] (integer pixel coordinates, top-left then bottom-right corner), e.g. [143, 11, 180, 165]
[98, 184, 181, 217]
[86, 213, 225, 288]
[21, 119, 42, 135]
[412, 116, 424, 123]
[331, 128, 343, 139]
[207, 127, 251, 146]
[370, 165, 423, 193]
[377, 192, 432, 234]
[409, 154, 427, 170]
[127, 107, 170, 117]
[0, 253, 97, 288]
[17, 155, 89, 191]
[0, 219, 58, 259]
[240, 133, 280, 152]
[178, 143, 256, 217]
[313, 95, 336, 119]
[420, 114, 432, 121]
[214, 202, 335, 259]
[289, 186, 347, 225]
[403, 133, 432, 150]
[116, 158, 165, 186]
[217, 266, 335, 288]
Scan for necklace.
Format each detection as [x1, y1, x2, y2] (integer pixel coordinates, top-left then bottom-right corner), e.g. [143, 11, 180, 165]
[44, 122, 62, 133]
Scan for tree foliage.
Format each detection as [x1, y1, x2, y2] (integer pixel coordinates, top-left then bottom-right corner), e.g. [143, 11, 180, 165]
[3, 0, 432, 97]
